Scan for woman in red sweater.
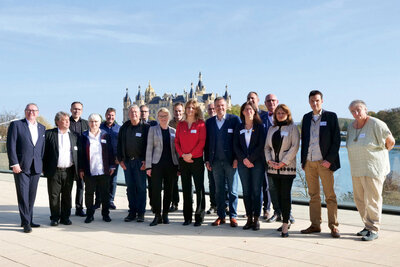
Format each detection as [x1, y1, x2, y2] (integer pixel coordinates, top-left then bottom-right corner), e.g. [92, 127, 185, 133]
[175, 99, 206, 226]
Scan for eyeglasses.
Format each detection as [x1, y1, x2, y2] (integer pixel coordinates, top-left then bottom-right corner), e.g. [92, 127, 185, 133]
[141, 110, 149, 113]
[266, 99, 277, 103]
[25, 109, 38, 113]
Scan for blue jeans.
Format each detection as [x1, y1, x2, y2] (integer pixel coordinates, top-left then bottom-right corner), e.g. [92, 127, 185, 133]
[212, 160, 238, 219]
[124, 159, 147, 215]
[238, 161, 264, 217]
[109, 168, 118, 203]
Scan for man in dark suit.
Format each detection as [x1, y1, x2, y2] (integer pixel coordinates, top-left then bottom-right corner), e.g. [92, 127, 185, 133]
[69, 101, 89, 217]
[43, 111, 79, 226]
[300, 90, 341, 238]
[7, 103, 45, 233]
[205, 97, 241, 227]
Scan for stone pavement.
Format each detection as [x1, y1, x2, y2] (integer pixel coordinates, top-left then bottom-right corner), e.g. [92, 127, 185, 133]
[0, 173, 399, 267]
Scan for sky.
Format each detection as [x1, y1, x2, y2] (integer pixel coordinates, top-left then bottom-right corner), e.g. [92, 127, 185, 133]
[0, 0, 399, 124]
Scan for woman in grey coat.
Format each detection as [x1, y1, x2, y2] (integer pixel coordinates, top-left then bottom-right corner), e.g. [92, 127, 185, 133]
[265, 104, 300, 237]
[146, 108, 179, 226]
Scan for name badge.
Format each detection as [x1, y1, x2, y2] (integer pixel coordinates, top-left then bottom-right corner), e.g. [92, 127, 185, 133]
[240, 129, 246, 135]
[136, 132, 142, 137]
[228, 128, 233, 133]
[359, 133, 366, 139]
[190, 129, 197, 134]
[320, 121, 327, 126]
[171, 133, 175, 137]
[74, 146, 78, 150]
[281, 131, 288, 137]
[101, 139, 107, 143]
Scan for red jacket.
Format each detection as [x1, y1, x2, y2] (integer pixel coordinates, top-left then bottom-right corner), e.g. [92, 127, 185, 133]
[175, 120, 206, 159]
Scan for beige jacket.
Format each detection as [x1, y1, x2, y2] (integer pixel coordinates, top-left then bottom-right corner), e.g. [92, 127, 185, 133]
[264, 123, 300, 175]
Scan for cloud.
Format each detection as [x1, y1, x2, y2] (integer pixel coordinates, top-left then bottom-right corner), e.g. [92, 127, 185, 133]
[0, 5, 158, 44]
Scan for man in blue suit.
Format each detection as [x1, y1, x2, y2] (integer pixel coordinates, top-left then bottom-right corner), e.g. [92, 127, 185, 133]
[7, 103, 46, 233]
[205, 97, 241, 227]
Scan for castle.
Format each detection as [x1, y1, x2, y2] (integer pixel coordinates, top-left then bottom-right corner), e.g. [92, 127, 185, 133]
[123, 72, 232, 122]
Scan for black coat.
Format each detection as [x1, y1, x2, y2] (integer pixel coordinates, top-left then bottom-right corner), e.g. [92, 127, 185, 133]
[43, 128, 79, 178]
[300, 110, 341, 171]
[233, 122, 266, 164]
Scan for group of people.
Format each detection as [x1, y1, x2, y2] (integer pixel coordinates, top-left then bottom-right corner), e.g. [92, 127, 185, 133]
[7, 90, 395, 242]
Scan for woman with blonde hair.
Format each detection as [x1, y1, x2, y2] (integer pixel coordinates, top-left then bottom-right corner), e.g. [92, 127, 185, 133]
[146, 108, 179, 226]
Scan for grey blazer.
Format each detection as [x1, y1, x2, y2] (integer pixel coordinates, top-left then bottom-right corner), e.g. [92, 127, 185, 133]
[146, 125, 179, 169]
[264, 123, 300, 175]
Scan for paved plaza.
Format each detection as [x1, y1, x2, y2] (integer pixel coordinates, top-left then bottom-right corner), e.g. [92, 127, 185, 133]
[0, 173, 399, 266]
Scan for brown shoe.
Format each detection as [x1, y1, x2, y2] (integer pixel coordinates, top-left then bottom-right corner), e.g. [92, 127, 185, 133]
[230, 218, 238, 227]
[301, 225, 321, 234]
[212, 218, 225, 226]
[331, 228, 340, 238]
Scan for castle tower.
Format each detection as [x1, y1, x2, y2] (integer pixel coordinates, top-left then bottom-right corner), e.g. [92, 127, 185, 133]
[224, 84, 232, 109]
[189, 82, 195, 99]
[195, 72, 206, 96]
[123, 88, 132, 122]
[135, 85, 145, 107]
[145, 80, 156, 103]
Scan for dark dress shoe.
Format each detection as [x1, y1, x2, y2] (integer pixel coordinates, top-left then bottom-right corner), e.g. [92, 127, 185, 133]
[149, 216, 162, 226]
[357, 228, 369, 236]
[162, 215, 170, 224]
[93, 202, 101, 210]
[50, 220, 59, 226]
[109, 203, 116, 210]
[30, 222, 40, 228]
[243, 217, 253, 230]
[60, 219, 72, 225]
[84, 216, 94, 223]
[301, 225, 321, 234]
[281, 232, 289, 238]
[23, 224, 32, 233]
[103, 215, 112, 222]
[124, 213, 136, 222]
[75, 209, 86, 217]
[137, 214, 145, 222]
[194, 221, 202, 227]
[252, 220, 260, 231]
[182, 220, 192, 226]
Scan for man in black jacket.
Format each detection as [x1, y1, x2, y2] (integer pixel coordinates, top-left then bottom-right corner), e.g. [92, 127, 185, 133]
[69, 101, 89, 217]
[43, 111, 79, 226]
[300, 90, 341, 238]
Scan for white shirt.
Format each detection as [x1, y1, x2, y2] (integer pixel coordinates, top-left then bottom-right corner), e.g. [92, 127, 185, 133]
[57, 129, 73, 168]
[216, 114, 226, 129]
[88, 131, 104, 176]
[244, 128, 252, 148]
[26, 119, 38, 146]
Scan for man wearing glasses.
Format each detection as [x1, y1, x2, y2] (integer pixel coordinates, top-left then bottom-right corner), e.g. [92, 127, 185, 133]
[7, 103, 46, 233]
[140, 104, 157, 126]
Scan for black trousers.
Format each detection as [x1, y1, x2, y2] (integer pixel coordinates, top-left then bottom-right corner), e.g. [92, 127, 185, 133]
[47, 167, 75, 221]
[271, 175, 295, 224]
[180, 157, 205, 223]
[171, 175, 180, 206]
[14, 170, 40, 226]
[151, 162, 177, 215]
[75, 178, 84, 210]
[84, 175, 110, 217]
[147, 174, 153, 208]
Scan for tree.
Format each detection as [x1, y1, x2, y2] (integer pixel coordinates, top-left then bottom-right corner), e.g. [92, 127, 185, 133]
[227, 104, 241, 117]
[0, 111, 19, 139]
